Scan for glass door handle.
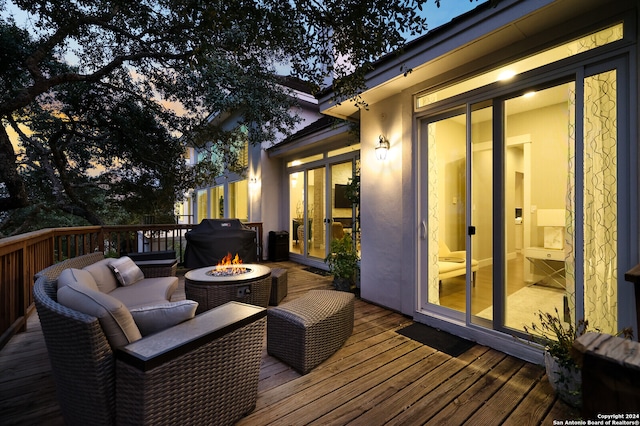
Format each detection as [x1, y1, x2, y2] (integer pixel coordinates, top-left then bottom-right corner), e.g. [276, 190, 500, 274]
[420, 220, 427, 240]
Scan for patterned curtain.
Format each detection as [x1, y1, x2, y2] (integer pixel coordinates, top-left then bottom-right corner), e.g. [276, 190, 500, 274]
[428, 123, 440, 305]
[583, 70, 618, 333]
[565, 86, 576, 324]
[565, 25, 620, 333]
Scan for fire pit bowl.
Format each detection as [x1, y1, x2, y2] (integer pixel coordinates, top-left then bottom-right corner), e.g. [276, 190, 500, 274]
[185, 264, 272, 313]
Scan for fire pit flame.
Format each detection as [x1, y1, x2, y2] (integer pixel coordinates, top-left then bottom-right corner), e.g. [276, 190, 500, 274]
[206, 252, 249, 277]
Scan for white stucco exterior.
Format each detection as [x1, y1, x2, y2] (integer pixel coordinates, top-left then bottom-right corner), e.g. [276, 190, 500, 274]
[256, 97, 323, 258]
[359, 91, 417, 315]
[319, 0, 639, 361]
[191, 0, 639, 363]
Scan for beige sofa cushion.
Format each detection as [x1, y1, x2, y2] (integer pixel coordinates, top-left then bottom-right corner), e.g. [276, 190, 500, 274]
[83, 259, 119, 293]
[57, 268, 99, 292]
[130, 300, 198, 336]
[109, 276, 179, 308]
[109, 256, 144, 286]
[57, 281, 142, 348]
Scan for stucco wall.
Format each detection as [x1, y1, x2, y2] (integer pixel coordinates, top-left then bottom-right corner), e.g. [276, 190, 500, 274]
[253, 147, 280, 258]
[360, 90, 415, 315]
[257, 103, 322, 260]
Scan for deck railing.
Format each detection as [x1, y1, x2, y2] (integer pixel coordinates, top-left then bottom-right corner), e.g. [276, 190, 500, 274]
[0, 222, 263, 350]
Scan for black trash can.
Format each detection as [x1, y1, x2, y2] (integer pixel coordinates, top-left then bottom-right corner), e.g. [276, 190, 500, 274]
[268, 231, 289, 261]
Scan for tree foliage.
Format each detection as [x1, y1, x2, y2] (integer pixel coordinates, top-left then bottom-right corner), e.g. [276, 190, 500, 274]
[0, 0, 479, 234]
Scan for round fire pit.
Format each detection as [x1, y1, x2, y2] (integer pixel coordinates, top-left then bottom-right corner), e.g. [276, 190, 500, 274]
[185, 264, 272, 313]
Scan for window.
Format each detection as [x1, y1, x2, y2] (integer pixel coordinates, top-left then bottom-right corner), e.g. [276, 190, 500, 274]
[416, 23, 623, 108]
[196, 189, 208, 223]
[209, 185, 224, 219]
[229, 180, 248, 221]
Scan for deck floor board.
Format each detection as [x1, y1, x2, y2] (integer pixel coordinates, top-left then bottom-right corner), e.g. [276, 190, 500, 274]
[0, 261, 580, 425]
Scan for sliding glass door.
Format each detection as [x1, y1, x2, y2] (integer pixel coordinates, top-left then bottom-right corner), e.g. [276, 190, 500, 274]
[289, 155, 358, 263]
[419, 103, 492, 321]
[502, 82, 576, 333]
[421, 108, 469, 317]
[470, 103, 493, 325]
[289, 166, 327, 260]
[419, 66, 621, 336]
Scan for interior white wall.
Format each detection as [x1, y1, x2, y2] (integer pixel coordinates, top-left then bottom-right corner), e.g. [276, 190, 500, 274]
[434, 119, 467, 252]
[506, 103, 568, 247]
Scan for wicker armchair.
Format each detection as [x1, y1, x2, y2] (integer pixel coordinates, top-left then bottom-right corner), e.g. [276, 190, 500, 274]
[34, 253, 266, 426]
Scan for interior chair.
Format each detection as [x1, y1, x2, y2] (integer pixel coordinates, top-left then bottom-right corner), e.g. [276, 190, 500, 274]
[438, 240, 479, 286]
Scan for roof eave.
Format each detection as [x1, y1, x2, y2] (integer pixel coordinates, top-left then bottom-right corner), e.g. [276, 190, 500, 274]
[267, 120, 353, 158]
[318, 0, 577, 118]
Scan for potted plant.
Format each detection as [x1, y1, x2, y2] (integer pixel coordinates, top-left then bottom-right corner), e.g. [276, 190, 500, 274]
[524, 308, 604, 408]
[324, 234, 359, 292]
[525, 309, 635, 408]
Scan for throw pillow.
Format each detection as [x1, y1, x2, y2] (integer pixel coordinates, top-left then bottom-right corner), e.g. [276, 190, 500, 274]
[83, 259, 119, 293]
[57, 281, 142, 348]
[130, 300, 199, 336]
[57, 268, 99, 292]
[109, 256, 145, 287]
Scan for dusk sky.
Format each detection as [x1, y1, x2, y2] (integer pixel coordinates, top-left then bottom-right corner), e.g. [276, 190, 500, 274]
[416, 0, 485, 36]
[2, 1, 485, 41]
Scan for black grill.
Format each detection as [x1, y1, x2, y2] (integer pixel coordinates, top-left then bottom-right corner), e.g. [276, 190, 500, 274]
[184, 219, 257, 268]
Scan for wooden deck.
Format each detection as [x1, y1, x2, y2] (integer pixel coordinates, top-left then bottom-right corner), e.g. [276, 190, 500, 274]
[0, 261, 580, 425]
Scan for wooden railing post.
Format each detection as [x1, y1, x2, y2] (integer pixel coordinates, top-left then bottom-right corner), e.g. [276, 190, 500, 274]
[573, 332, 640, 417]
[624, 264, 640, 339]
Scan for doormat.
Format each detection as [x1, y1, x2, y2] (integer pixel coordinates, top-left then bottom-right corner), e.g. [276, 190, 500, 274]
[302, 267, 332, 277]
[396, 323, 475, 357]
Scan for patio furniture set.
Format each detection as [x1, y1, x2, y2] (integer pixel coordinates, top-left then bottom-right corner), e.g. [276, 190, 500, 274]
[33, 252, 353, 425]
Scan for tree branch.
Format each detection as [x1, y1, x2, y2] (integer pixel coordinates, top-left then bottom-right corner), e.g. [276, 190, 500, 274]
[0, 126, 28, 210]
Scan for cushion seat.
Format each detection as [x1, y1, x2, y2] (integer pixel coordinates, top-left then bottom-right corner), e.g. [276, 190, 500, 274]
[109, 276, 179, 308]
[55, 256, 182, 345]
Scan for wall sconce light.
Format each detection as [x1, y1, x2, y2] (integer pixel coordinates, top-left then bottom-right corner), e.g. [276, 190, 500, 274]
[249, 177, 260, 191]
[375, 135, 390, 160]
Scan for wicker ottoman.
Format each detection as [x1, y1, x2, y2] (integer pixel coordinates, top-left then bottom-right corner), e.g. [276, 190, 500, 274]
[267, 289, 354, 374]
[269, 268, 288, 306]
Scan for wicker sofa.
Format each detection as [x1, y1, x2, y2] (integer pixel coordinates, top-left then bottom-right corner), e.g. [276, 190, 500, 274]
[34, 253, 266, 425]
